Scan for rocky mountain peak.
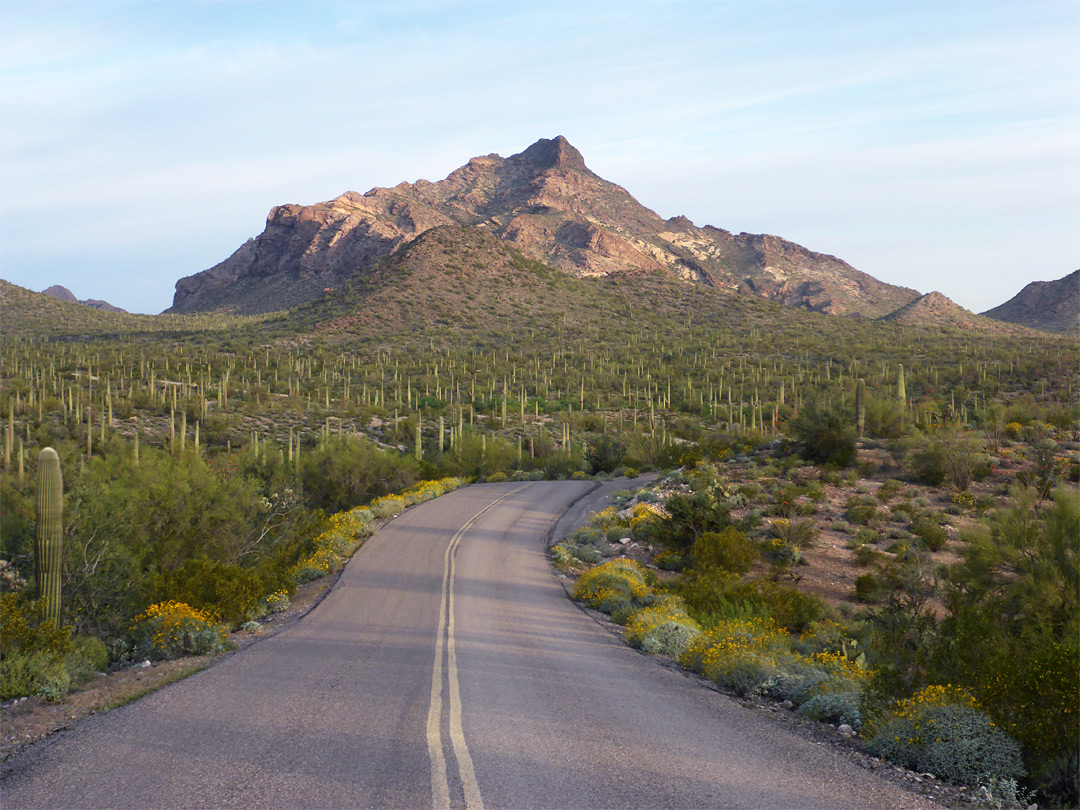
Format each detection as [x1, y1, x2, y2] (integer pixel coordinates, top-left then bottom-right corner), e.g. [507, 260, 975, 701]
[166, 136, 921, 317]
[42, 285, 78, 303]
[41, 284, 126, 313]
[515, 136, 587, 172]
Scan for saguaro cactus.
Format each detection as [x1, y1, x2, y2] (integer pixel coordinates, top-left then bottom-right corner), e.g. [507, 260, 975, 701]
[897, 364, 906, 405]
[856, 378, 866, 438]
[35, 447, 64, 629]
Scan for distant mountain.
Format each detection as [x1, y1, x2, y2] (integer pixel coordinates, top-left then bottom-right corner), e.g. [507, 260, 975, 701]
[42, 284, 126, 313]
[167, 136, 920, 318]
[981, 270, 1079, 334]
[880, 291, 1037, 335]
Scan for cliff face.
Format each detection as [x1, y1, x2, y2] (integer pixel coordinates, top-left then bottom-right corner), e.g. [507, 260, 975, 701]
[981, 270, 1079, 334]
[167, 136, 920, 317]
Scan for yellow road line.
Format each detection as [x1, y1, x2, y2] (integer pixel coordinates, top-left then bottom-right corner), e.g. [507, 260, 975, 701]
[428, 484, 531, 810]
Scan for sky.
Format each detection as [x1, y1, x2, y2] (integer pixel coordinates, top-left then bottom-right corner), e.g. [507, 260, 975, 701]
[1, 0, 1077, 315]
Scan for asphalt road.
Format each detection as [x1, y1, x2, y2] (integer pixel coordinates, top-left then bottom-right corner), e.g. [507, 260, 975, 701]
[2, 481, 942, 809]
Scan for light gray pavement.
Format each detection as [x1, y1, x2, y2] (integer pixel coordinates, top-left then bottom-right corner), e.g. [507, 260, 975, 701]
[2, 481, 942, 809]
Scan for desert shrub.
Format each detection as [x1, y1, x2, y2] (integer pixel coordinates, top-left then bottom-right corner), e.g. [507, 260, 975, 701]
[758, 583, 826, 633]
[877, 479, 904, 502]
[910, 518, 948, 552]
[654, 548, 688, 571]
[691, 526, 757, 574]
[65, 635, 109, 683]
[264, 590, 290, 614]
[626, 600, 701, 658]
[574, 545, 602, 564]
[864, 395, 907, 440]
[584, 436, 626, 474]
[769, 518, 818, 547]
[572, 559, 650, 614]
[853, 572, 883, 603]
[853, 545, 883, 567]
[789, 400, 857, 467]
[799, 693, 862, 729]
[910, 443, 948, 486]
[0, 593, 73, 658]
[299, 435, 419, 514]
[653, 491, 731, 551]
[486, 471, 509, 483]
[868, 690, 1024, 788]
[673, 570, 764, 624]
[148, 558, 264, 626]
[844, 497, 879, 526]
[0, 650, 70, 701]
[681, 617, 783, 697]
[130, 601, 227, 660]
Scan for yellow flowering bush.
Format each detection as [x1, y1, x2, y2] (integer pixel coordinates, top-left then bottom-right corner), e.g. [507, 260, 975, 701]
[679, 616, 871, 701]
[625, 598, 701, 657]
[132, 601, 227, 660]
[264, 590, 290, 614]
[951, 491, 975, 509]
[572, 559, 650, 615]
[866, 685, 1025, 789]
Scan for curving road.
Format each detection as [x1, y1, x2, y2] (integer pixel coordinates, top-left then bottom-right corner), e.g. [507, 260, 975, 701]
[2, 482, 942, 809]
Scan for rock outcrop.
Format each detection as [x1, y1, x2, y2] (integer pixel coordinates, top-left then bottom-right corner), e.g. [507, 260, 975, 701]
[167, 136, 921, 317]
[981, 270, 1079, 334]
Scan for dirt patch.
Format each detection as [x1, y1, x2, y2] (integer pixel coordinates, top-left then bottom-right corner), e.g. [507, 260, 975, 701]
[1, 574, 337, 761]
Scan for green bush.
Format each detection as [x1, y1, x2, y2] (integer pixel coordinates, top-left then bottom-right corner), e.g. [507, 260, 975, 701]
[910, 518, 948, 552]
[789, 400, 857, 468]
[910, 443, 948, 486]
[0, 650, 70, 701]
[853, 573, 883, 603]
[654, 491, 731, 551]
[65, 635, 110, 682]
[691, 526, 758, 574]
[799, 692, 862, 729]
[148, 558, 264, 626]
[0, 593, 73, 658]
[868, 704, 1024, 788]
[759, 583, 826, 633]
[584, 436, 626, 474]
[844, 497, 879, 526]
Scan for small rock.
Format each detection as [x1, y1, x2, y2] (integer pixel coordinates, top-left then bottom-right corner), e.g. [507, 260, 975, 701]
[1026, 804, 1038, 810]
[976, 786, 991, 801]
[139, 660, 151, 668]
[919, 773, 935, 781]
[780, 700, 794, 710]
[618, 537, 631, 545]
[837, 723, 854, 738]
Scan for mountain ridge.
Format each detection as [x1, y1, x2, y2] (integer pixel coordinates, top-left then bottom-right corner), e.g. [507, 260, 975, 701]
[980, 270, 1079, 334]
[167, 136, 920, 318]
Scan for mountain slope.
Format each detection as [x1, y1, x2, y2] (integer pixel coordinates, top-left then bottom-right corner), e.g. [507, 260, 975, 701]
[168, 137, 920, 318]
[981, 270, 1079, 334]
[880, 291, 1039, 335]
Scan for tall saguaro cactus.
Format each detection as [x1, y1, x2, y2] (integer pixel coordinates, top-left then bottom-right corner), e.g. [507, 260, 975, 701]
[856, 378, 866, 438]
[897, 364, 906, 405]
[35, 447, 64, 630]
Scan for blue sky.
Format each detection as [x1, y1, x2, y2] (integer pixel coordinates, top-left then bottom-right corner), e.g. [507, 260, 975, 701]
[2, 0, 1077, 315]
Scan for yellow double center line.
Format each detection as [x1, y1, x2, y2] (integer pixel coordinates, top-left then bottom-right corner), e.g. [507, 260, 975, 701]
[427, 484, 531, 810]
